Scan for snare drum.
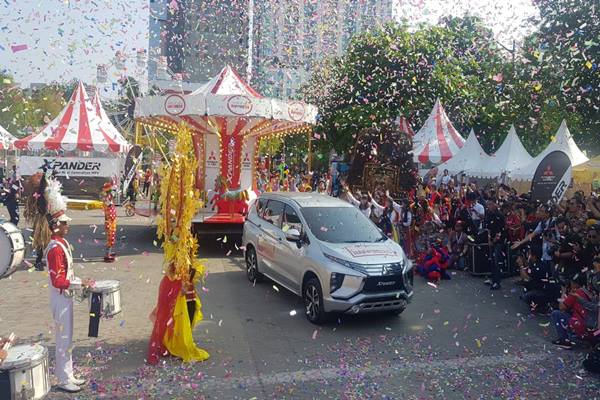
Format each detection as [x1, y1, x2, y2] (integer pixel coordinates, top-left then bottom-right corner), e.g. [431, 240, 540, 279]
[0, 344, 50, 400]
[89, 280, 122, 317]
[0, 222, 25, 278]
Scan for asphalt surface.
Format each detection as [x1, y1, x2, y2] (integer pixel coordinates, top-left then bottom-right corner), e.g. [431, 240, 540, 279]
[0, 207, 598, 399]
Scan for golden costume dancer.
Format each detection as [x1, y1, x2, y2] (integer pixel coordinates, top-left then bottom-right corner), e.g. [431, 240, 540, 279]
[147, 124, 209, 365]
[101, 181, 117, 262]
[23, 172, 52, 271]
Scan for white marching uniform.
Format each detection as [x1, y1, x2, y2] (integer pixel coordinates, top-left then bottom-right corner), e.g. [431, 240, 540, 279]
[45, 238, 81, 385]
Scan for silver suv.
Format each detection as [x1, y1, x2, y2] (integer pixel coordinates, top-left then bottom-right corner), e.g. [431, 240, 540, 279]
[242, 192, 414, 324]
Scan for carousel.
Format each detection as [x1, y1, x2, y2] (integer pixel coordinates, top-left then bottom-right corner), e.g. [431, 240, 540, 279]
[134, 66, 317, 234]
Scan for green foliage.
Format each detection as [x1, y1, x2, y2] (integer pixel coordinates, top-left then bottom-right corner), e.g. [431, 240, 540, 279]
[0, 72, 66, 136]
[302, 18, 514, 158]
[303, 7, 599, 160]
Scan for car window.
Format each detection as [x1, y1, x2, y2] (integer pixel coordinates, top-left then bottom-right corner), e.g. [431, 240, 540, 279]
[262, 200, 285, 228]
[301, 206, 384, 243]
[282, 205, 302, 233]
[256, 198, 267, 217]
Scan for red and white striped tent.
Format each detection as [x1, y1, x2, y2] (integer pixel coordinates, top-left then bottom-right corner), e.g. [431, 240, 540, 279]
[0, 125, 16, 150]
[396, 116, 414, 137]
[15, 82, 129, 153]
[412, 99, 465, 164]
[91, 89, 129, 149]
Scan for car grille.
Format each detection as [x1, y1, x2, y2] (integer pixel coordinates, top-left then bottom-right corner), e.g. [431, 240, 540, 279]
[361, 262, 404, 276]
[363, 274, 406, 293]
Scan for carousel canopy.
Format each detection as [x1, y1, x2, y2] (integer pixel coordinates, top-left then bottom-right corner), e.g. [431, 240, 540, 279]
[509, 120, 589, 181]
[435, 129, 489, 179]
[413, 99, 465, 164]
[0, 124, 16, 150]
[134, 65, 317, 138]
[479, 125, 533, 178]
[15, 81, 129, 153]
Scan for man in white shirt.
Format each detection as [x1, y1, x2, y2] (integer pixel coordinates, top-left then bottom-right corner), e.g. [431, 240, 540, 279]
[440, 169, 451, 187]
[467, 192, 485, 230]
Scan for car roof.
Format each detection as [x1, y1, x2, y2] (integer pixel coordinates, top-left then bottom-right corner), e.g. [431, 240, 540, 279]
[259, 192, 353, 208]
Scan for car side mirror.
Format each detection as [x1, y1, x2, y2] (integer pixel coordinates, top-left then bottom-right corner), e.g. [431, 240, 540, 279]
[285, 228, 301, 242]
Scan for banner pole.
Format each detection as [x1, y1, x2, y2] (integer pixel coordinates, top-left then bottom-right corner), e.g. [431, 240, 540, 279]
[307, 129, 312, 172]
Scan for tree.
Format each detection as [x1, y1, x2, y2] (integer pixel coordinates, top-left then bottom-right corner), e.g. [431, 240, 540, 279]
[301, 18, 518, 157]
[520, 0, 599, 154]
[0, 73, 66, 136]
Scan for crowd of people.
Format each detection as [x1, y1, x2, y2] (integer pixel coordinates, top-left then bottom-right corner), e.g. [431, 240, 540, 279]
[257, 163, 600, 354]
[339, 171, 600, 352]
[0, 165, 22, 226]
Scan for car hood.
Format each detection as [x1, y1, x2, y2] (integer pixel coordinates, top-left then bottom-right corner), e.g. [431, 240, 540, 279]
[319, 240, 405, 265]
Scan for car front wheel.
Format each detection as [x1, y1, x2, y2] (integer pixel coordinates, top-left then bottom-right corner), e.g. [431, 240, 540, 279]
[245, 247, 262, 283]
[303, 277, 327, 324]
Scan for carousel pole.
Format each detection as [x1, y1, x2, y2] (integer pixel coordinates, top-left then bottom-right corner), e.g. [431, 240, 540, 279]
[135, 120, 142, 145]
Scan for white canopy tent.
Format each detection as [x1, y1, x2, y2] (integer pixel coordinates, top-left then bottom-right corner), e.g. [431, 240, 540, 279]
[508, 120, 588, 181]
[478, 125, 533, 178]
[434, 129, 490, 179]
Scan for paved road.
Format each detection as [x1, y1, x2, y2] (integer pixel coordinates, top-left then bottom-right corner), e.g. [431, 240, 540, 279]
[0, 208, 598, 399]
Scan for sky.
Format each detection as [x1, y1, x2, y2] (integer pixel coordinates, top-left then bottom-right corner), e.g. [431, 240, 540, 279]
[0, 0, 539, 95]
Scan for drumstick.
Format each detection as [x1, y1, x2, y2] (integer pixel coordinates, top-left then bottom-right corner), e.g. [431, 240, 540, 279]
[1, 332, 15, 351]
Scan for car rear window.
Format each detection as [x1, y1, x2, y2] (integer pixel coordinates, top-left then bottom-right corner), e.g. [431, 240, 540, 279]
[262, 200, 285, 228]
[283, 205, 302, 233]
[256, 198, 267, 217]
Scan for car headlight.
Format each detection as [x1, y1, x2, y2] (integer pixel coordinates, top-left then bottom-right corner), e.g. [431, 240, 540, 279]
[402, 257, 413, 274]
[330, 272, 345, 293]
[324, 253, 367, 274]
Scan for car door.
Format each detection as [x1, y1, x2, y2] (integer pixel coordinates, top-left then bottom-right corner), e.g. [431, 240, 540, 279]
[251, 197, 271, 272]
[275, 204, 306, 293]
[259, 199, 286, 281]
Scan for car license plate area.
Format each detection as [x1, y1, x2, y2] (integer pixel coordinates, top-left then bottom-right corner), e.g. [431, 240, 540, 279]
[363, 276, 404, 293]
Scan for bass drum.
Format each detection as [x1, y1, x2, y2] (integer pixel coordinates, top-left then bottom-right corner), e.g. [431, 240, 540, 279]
[0, 222, 25, 278]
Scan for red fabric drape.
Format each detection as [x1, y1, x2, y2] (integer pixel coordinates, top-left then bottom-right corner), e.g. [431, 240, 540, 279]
[147, 276, 182, 365]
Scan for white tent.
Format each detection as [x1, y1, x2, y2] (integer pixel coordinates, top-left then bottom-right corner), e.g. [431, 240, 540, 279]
[509, 120, 588, 181]
[479, 125, 533, 178]
[435, 129, 489, 179]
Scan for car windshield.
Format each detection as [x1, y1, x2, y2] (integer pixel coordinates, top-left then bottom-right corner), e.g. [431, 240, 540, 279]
[301, 206, 385, 243]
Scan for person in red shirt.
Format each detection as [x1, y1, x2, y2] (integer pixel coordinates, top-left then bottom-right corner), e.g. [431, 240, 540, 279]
[550, 275, 592, 349]
[46, 209, 92, 392]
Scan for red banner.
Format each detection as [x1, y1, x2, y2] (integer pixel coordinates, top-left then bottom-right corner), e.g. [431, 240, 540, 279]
[220, 134, 242, 189]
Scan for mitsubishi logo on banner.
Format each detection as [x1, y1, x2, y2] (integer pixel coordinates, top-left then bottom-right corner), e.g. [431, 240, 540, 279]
[242, 151, 251, 170]
[206, 150, 218, 168]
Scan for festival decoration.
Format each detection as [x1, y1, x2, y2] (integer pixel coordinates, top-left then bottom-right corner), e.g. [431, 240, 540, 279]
[101, 181, 117, 262]
[148, 123, 209, 365]
[23, 172, 52, 269]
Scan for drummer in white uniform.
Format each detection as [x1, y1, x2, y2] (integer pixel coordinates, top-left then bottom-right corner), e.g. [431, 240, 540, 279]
[44, 180, 92, 393]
